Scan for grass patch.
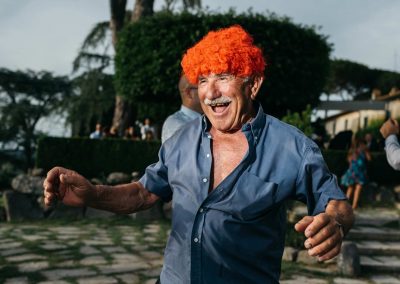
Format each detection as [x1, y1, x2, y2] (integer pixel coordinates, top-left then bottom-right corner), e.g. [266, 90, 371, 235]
[0, 265, 46, 283]
[281, 261, 338, 281]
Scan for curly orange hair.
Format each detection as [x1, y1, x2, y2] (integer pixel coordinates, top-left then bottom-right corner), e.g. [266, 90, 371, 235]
[181, 25, 266, 84]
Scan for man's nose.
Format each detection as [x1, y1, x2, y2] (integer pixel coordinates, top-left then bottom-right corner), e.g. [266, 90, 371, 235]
[205, 81, 221, 100]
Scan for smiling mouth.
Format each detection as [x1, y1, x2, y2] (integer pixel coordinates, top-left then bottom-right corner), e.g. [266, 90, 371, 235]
[211, 102, 230, 113]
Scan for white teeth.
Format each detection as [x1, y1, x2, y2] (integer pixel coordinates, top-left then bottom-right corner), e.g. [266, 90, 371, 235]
[211, 103, 228, 107]
[204, 97, 232, 106]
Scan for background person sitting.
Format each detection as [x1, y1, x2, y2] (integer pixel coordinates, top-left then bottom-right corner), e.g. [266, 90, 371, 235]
[89, 123, 102, 139]
[124, 126, 140, 141]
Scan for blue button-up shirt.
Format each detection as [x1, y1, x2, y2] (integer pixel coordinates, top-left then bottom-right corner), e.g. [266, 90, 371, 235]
[161, 105, 202, 143]
[140, 104, 346, 284]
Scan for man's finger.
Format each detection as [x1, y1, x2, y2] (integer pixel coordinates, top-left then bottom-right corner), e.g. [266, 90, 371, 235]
[307, 228, 341, 256]
[60, 173, 80, 187]
[302, 213, 331, 238]
[306, 221, 337, 247]
[316, 243, 341, 261]
[294, 216, 314, 233]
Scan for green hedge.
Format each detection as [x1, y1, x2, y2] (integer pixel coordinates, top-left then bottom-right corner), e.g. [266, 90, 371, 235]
[36, 137, 400, 184]
[115, 11, 331, 121]
[36, 137, 161, 178]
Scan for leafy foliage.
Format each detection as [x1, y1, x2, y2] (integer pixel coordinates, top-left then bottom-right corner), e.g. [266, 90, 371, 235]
[355, 117, 386, 141]
[325, 59, 400, 100]
[67, 70, 116, 136]
[0, 68, 71, 167]
[282, 105, 314, 137]
[115, 11, 331, 122]
[72, 21, 113, 73]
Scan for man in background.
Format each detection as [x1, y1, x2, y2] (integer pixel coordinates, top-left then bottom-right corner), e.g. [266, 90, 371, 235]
[161, 75, 203, 143]
[89, 123, 102, 139]
[380, 118, 400, 170]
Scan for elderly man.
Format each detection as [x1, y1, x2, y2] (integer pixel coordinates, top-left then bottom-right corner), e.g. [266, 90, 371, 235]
[44, 25, 354, 283]
[380, 118, 400, 170]
[161, 75, 203, 143]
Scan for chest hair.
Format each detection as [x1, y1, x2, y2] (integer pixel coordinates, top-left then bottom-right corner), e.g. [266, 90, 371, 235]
[210, 132, 249, 191]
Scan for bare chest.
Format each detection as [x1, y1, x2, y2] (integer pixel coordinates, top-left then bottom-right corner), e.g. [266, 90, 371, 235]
[211, 135, 248, 190]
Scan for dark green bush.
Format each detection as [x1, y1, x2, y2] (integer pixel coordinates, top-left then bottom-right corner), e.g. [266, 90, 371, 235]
[115, 11, 331, 122]
[36, 137, 398, 185]
[36, 137, 161, 178]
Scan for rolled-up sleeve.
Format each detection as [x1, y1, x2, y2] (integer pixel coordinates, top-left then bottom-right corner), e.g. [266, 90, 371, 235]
[295, 144, 347, 215]
[385, 135, 400, 171]
[139, 147, 172, 202]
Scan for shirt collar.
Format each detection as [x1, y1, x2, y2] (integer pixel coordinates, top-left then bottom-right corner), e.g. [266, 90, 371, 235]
[180, 105, 202, 120]
[241, 102, 266, 143]
[201, 102, 266, 142]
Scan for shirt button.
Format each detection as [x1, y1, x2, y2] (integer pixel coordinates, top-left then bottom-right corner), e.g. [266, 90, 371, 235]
[202, 178, 208, 183]
[206, 154, 210, 158]
[194, 237, 199, 243]
[199, 208, 204, 213]
[207, 135, 212, 139]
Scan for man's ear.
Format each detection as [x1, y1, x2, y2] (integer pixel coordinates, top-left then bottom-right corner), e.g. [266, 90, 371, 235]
[185, 88, 194, 100]
[250, 76, 264, 100]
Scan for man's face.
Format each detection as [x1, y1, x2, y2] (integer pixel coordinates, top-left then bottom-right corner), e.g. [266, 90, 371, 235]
[197, 74, 257, 133]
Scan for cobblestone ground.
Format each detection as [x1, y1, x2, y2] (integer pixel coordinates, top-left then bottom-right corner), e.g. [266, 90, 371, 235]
[0, 217, 399, 284]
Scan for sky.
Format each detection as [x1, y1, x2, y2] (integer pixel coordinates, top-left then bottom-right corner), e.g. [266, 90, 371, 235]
[0, 0, 399, 75]
[0, 0, 399, 136]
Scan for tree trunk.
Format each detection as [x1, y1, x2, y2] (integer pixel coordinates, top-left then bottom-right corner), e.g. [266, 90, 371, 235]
[110, 0, 128, 134]
[109, 0, 127, 47]
[131, 0, 154, 22]
[111, 0, 154, 134]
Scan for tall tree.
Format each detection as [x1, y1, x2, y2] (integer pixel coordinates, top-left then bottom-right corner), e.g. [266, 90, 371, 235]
[73, 0, 201, 135]
[324, 59, 400, 100]
[0, 68, 71, 167]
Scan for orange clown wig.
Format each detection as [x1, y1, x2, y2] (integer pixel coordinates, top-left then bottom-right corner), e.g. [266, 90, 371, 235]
[181, 25, 266, 85]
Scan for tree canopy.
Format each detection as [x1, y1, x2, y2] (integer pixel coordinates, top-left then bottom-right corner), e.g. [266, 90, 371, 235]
[325, 59, 400, 100]
[0, 68, 71, 167]
[115, 11, 332, 121]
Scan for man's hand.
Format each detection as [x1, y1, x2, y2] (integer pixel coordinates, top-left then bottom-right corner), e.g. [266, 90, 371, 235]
[295, 213, 344, 261]
[43, 166, 95, 207]
[380, 119, 399, 139]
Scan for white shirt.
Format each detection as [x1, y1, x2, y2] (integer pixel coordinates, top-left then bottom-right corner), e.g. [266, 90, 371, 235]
[161, 105, 202, 143]
[385, 134, 400, 170]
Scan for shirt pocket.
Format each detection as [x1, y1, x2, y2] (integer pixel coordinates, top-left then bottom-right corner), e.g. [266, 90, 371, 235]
[211, 172, 278, 221]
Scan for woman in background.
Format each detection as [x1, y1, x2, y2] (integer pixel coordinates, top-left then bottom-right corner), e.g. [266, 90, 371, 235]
[341, 138, 372, 209]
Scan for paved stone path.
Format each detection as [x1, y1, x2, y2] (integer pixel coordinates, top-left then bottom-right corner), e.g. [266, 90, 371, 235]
[0, 218, 399, 283]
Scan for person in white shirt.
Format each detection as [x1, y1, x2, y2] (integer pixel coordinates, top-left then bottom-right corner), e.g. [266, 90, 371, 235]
[380, 118, 400, 170]
[161, 75, 203, 143]
[89, 123, 102, 139]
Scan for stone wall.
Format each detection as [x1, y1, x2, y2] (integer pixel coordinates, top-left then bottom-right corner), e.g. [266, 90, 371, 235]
[1, 170, 165, 222]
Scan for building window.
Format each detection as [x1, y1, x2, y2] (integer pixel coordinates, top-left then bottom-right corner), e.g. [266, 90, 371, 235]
[344, 119, 348, 130]
[364, 117, 368, 128]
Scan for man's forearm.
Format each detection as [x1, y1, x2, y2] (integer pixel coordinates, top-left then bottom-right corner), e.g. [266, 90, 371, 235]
[325, 200, 354, 235]
[88, 182, 159, 214]
[385, 135, 400, 170]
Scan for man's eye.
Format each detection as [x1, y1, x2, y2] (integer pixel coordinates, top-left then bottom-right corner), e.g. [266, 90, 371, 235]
[219, 75, 230, 81]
